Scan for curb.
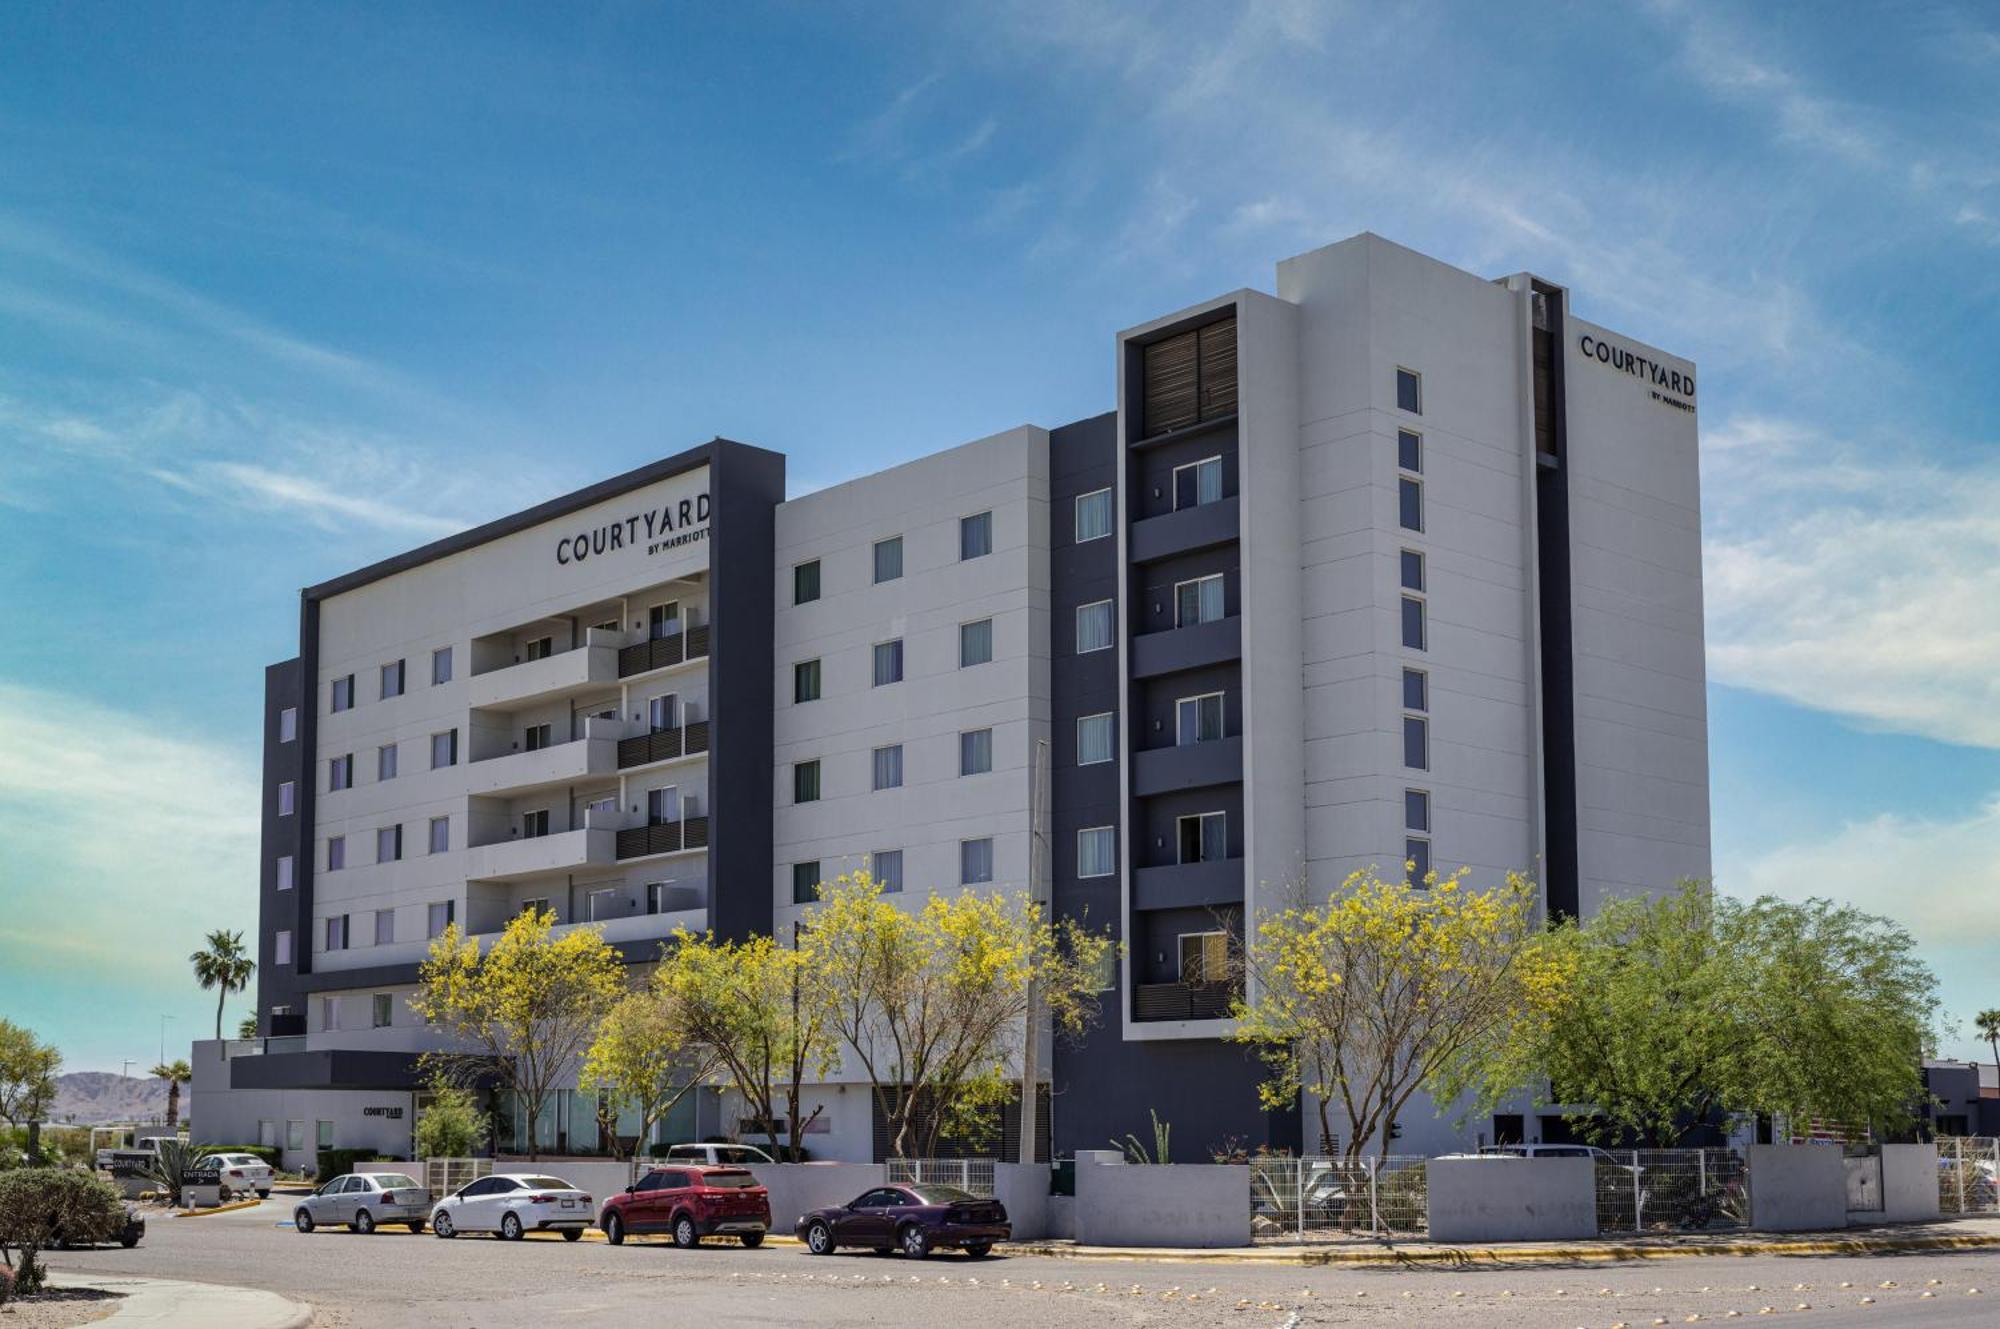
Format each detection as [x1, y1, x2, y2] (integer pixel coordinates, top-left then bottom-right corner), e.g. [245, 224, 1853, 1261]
[52, 1273, 313, 1328]
[175, 1197, 268, 1218]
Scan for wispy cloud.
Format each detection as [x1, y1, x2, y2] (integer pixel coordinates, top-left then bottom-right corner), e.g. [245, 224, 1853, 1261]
[176, 461, 465, 538]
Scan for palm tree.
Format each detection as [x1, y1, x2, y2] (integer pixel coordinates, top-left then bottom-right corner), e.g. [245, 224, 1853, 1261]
[151, 1059, 191, 1130]
[1977, 1009, 2000, 1078]
[191, 930, 257, 1052]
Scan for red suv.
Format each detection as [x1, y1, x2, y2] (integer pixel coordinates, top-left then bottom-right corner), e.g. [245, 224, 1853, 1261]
[599, 1165, 771, 1249]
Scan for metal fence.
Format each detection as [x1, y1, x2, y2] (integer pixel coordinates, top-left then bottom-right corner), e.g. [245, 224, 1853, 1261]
[1938, 1137, 2000, 1215]
[1593, 1149, 1747, 1233]
[886, 1157, 997, 1197]
[1249, 1156, 1430, 1241]
[422, 1157, 492, 1197]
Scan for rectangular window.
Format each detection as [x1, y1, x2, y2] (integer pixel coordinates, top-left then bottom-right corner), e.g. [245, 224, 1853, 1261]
[1077, 712, 1115, 765]
[873, 849, 904, 894]
[1074, 488, 1113, 542]
[872, 639, 904, 686]
[432, 646, 453, 685]
[285, 1119, 305, 1151]
[522, 810, 550, 838]
[1397, 429, 1422, 473]
[1176, 692, 1225, 745]
[1075, 600, 1114, 652]
[1400, 548, 1425, 592]
[1172, 455, 1224, 510]
[960, 728, 993, 776]
[791, 861, 821, 905]
[278, 780, 294, 815]
[1404, 715, 1429, 770]
[428, 901, 455, 939]
[1077, 826, 1116, 878]
[1399, 476, 1423, 532]
[316, 1120, 335, 1150]
[431, 729, 458, 768]
[960, 618, 993, 667]
[1141, 316, 1238, 435]
[1177, 812, 1226, 864]
[377, 743, 398, 781]
[1406, 837, 1432, 887]
[429, 816, 449, 854]
[279, 707, 297, 743]
[326, 836, 345, 871]
[647, 787, 680, 825]
[521, 897, 551, 918]
[329, 754, 352, 791]
[586, 888, 619, 923]
[1174, 575, 1225, 628]
[325, 915, 347, 952]
[960, 837, 994, 885]
[648, 694, 678, 732]
[960, 510, 993, 560]
[331, 675, 353, 712]
[648, 602, 680, 641]
[380, 660, 404, 699]
[794, 759, 821, 804]
[374, 909, 394, 946]
[871, 744, 903, 791]
[377, 824, 402, 863]
[1403, 668, 1428, 712]
[524, 723, 552, 752]
[1405, 789, 1431, 833]
[1401, 596, 1426, 650]
[274, 930, 293, 965]
[793, 559, 821, 605]
[524, 635, 554, 662]
[372, 993, 393, 1028]
[873, 535, 903, 584]
[276, 855, 294, 891]
[793, 658, 821, 703]
[1396, 367, 1422, 414]
[1179, 931, 1229, 983]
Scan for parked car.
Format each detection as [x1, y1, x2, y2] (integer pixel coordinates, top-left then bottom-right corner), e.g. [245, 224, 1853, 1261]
[599, 1165, 770, 1248]
[430, 1173, 594, 1241]
[53, 1204, 144, 1250]
[797, 1184, 1009, 1260]
[208, 1152, 275, 1198]
[293, 1173, 432, 1234]
[1444, 1145, 1638, 1167]
[659, 1142, 777, 1167]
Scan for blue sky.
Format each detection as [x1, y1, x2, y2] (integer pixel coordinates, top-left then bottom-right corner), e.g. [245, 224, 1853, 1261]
[1, 0, 1996, 1076]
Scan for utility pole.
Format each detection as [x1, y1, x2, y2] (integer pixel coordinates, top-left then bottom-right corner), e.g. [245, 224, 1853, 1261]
[1018, 738, 1050, 1167]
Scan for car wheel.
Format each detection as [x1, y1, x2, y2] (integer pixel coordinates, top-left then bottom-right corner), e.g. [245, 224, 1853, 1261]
[805, 1220, 835, 1255]
[407, 1222, 425, 1234]
[353, 1208, 375, 1235]
[562, 1228, 582, 1242]
[739, 1232, 764, 1249]
[899, 1224, 931, 1260]
[501, 1211, 524, 1241]
[294, 1208, 315, 1234]
[258, 1190, 271, 1199]
[120, 1230, 141, 1249]
[672, 1214, 700, 1249]
[433, 1211, 457, 1239]
[604, 1212, 625, 1246]
[962, 1242, 992, 1259]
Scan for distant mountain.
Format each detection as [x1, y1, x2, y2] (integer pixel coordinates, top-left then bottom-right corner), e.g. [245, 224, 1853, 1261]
[48, 1073, 171, 1125]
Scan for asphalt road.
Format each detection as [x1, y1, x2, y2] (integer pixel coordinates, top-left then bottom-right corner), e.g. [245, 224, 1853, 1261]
[43, 1195, 2000, 1328]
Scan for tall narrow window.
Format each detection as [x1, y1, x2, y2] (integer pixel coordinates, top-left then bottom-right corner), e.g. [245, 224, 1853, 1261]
[377, 743, 398, 781]
[1405, 789, 1431, 832]
[374, 910, 394, 946]
[330, 675, 353, 713]
[279, 707, 298, 742]
[1397, 429, 1422, 473]
[960, 618, 993, 667]
[325, 915, 348, 952]
[372, 993, 394, 1028]
[431, 647, 453, 685]
[872, 639, 904, 686]
[1401, 596, 1426, 651]
[428, 901, 455, 939]
[376, 824, 402, 863]
[1400, 549, 1425, 592]
[276, 855, 294, 891]
[793, 559, 821, 605]
[960, 728, 993, 776]
[380, 660, 404, 699]
[1403, 715, 1429, 770]
[429, 816, 450, 854]
[794, 658, 821, 703]
[794, 760, 821, 804]
[960, 837, 995, 885]
[871, 744, 903, 791]
[873, 536, 903, 584]
[1176, 692, 1225, 745]
[648, 694, 678, 732]
[431, 729, 458, 768]
[274, 930, 293, 965]
[873, 849, 904, 894]
[1406, 837, 1432, 887]
[1177, 812, 1226, 864]
[1075, 488, 1113, 543]
[1076, 713, 1114, 765]
[1141, 316, 1238, 435]
[1174, 575, 1225, 627]
[960, 511, 993, 560]
[647, 787, 680, 825]
[1399, 477, 1423, 532]
[1077, 827, 1116, 878]
[648, 602, 680, 640]
[1172, 455, 1225, 509]
[327, 835, 345, 871]
[329, 754, 352, 791]
[1403, 668, 1428, 711]
[1396, 367, 1422, 414]
[791, 861, 822, 905]
[1075, 600, 1114, 653]
[277, 780, 294, 815]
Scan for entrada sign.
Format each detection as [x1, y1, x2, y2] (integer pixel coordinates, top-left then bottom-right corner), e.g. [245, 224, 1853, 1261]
[1578, 333, 1695, 413]
[555, 491, 711, 566]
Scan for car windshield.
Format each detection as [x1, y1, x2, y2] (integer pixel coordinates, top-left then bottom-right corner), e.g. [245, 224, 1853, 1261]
[373, 1174, 420, 1190]
[904, 1185, 977, 1205]
[518, 1177, 572, 1190]
[700, 1170, 758, 1189]
[717, 1147, 767, 1163]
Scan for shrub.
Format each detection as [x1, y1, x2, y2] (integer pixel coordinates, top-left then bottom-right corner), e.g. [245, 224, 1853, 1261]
[315, 1149, 385, 1184]
[412, 1082, 488, 1160]
[140, 1138, 217, 1207]
[0, 1169, 126, 1295]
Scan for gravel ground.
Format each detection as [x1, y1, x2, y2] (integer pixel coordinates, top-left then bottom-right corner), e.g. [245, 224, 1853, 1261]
[0, 1287, 123, 1329]
[38, 1195, 2000, 1327]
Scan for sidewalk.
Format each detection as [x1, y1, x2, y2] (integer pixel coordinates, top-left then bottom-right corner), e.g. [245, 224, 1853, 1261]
[51, 1273, 312, 1328]
[1002, 1216, 2000, 1266]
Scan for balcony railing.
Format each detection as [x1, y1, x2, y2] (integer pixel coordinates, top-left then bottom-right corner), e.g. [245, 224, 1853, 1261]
[618, 625, 711, 679]
[1133, 981, 1239, 1022]
[615, 815, 711, 860]
[615, 720, 711, 770]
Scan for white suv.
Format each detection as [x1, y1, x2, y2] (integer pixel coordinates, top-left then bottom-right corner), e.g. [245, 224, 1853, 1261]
[660, 1143, 776, 1167]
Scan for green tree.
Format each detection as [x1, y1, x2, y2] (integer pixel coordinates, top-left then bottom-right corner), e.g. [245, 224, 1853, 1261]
[150, 1060, 191, 1131]
[237, 1013, 260, 1040]
[190, 929, 257, 1052]
[0, 1168, 126, 1294]
[583, 985, 720, 1160]
[1231, 867, 1548, 1162]
[412, 1077, 489, 1159]
[1483, 883, 1940, 1145]
[409, 908, 626, 1160]
[0, 1021, 60, 1165]
[1976, 1009, 2000, 1078]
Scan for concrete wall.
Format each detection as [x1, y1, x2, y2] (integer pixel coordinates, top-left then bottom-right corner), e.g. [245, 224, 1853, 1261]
[992, 1162, 1050, 1241]
[1881, 1144, 1941, 1223]
[1747, 1144, 1847, 1233]
[1426, 1157, 1596, 1243]
[755, 1162, 885, 1232]
[1073, 1159, 1251, 1248]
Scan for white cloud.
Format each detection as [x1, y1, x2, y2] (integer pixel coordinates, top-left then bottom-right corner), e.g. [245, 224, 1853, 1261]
[186, 461, 463, 538]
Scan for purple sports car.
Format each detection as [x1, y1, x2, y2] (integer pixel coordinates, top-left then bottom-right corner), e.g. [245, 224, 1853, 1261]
[795, 1183, 1009, 1259]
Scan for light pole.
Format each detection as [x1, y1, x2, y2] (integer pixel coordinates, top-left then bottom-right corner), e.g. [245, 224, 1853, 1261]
[158, 1015, 175, 1066]
[122, 1060, 135, 1080]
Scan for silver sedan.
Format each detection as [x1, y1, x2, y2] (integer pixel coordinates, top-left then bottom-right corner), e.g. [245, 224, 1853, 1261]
[293, 1172, 433, 1235]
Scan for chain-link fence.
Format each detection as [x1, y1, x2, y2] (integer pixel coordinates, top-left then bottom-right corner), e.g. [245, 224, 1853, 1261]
[1249, 1156, 1429, 1241]
[886, 1157, 997, 1197]
[1593, 1148, 1747, 1233]
[1938, 1137, 1999, 1215]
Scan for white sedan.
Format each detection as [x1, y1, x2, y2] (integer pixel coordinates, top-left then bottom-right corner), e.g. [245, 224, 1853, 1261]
[430, 1173, 595, 1241]
[208, 1152, 275, 1198]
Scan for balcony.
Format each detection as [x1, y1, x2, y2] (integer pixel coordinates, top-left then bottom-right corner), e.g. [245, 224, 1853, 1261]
[1133, 981, 1239, 1022]
[1129, 500, 1239, 564]
[615, 815, 711, 861]
[618, 625, 711, 680]
[465, 721, 634, 798]
[1131, 734, 1243, 796]
[616, 720, 711, 771]
[1130, 616, 1240, 679]
[1132, 858, 1244, 912]
[468, 635, 622, 711]
[463, 827, 616, 883]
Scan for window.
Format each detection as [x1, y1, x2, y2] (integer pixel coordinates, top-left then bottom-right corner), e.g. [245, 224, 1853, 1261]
[1077, 827, 1115, 878]
[794, 759, 821, 804]
[873, 535, 903, 584]
[429, 816, 449, 854]
[872, 744, 903, 791]
[377, 743, 398, 781]
[524, 636, 554, 661]
[1179, 932, 1229, 983]
[274, 930, 293, 965]
[1088, 945, 1117, 993]
[1075, 600, 1114, 652]
[276, 855, 294, 891]
[326, 836, 345, 871]
[1406, 837, 1432, 887]
[279, 707, 297, 743]
[960, 510, 993, 560]
[286, 1120, 305, 1152]
[331, 674, 353, 712]
[791, 861, 821, 905]
[960, 728, 993, 776]
[431, 729, 458, 768]
[380, 660, 404, 699]
[316, 1120, 335, 1151]
[1399, 477, 1423, 532]
[647, 787, 680, 825]
[1403, 668, 1428, 712]
[524, 723, 552, 752]
[1177, 812, 1226, 864]
[1172, 455, 1224, 509]
[1176, 692, 1225, 745]
[372, 994, 393, 1028]
[586, 888, 619, 922]
[325, 915, 348, 952]
[1400, 595, 1427, 651]
[1404, 715, 1429, 770]
[428, 901, 455, 939]
[1400, 549, 1425, 592]
[1075, 488, 1113, 542]
[872, 639, 904, 686]
[278, 780, 294, 815]
[648, 694, 678, 732]
[1396, 367, 1422, 414]
[1174, 575, 1225, 628]
[1397, 429, 1422, 473]
[374, 910, 394, 946]
[432, 646, 453, 685]
[873, 849, 904, 894]
[794, 559, 821, 605]
[1405, 789, 1430, 832]
[522, 810, 550, 838]
[960, 837, 994, 885]
[649, 602, 680, 640]
[329, 754, 352, 791]
[960, 618, 993, 667]
[794, 659, 821, 703]
[377, 824, 402, 863]
[1141, 316, 1238, 435]
[1077, 712, 1115, 765]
